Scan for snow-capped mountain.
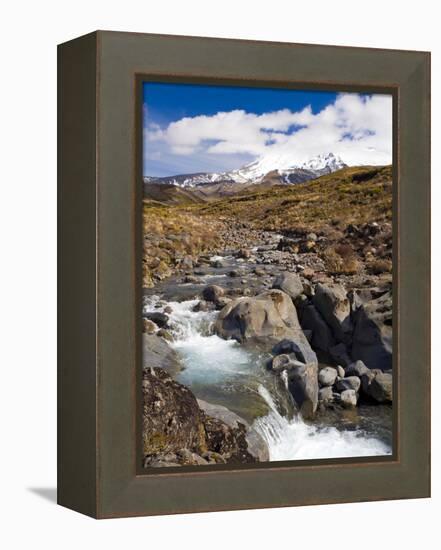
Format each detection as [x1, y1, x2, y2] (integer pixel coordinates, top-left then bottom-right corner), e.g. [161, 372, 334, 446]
[144, 153, 346, 188]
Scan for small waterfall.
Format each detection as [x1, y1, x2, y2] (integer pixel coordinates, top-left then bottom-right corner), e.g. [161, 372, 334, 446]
[144, 296, 392, 461]
[253, 385, 391, 461]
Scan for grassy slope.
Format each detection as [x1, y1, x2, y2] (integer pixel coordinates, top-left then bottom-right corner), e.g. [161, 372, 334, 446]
[142, 165, 392, 285]
[187, 165, 392, 232]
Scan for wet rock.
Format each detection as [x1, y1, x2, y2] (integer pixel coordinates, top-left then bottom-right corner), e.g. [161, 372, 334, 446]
[340, 389, 358, 408]
[145, 311, 169, 328]
[286, 362, 318, 419]
[318, 366, 338, 387]
[335, 376, 361, 393]
[272, 272, 304, 300]
[202, 284, 225, 303]
[272, 338, 318, 366]
[270, 353, 307, 373]
[313, 283, 353, 343]
[143, 319, 158, 334]
[215, 289, 313, 353]
[351, 291, 392, 371]
[157, 329, 174, 342]
[193, 300, 216, 312]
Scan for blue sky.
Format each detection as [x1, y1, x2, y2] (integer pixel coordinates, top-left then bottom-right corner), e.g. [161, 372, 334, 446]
[143, 82, 392, 177]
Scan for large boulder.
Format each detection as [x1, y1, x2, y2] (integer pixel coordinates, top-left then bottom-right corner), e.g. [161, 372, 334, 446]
[300, 304, 335, 352]
[143, 369, 260, 467]
[351, 291, 392, 371]
[142, 368, 207, 458]
[313, 283, 353, 343]
[272, 272, 304, 300]
[214, 289, 311, 352]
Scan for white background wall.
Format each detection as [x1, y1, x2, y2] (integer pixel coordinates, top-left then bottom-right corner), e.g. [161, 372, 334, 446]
[1, 0, 438, 547]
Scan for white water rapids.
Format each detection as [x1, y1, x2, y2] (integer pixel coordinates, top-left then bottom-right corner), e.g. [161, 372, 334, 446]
[144, 297, 392, 461]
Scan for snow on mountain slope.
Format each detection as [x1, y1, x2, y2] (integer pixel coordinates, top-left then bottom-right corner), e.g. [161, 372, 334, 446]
[145, 153, 346, 187]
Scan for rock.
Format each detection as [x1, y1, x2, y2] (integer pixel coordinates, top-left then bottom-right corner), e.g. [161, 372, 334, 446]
[337, 365, 346, 378]
[335, 376, 361, 393]
[193, 300, 215, 312]
[340, 389, 358, 408]
[307, 232, 318, 242]
[143, 334, 182, 376]
[303, 267, 315, 280]
[345, 360, 371, 377]
[351, 291, 392, 371]
[181, 255, 194, 270]
[211, 259, 224, 268]
[215, 289, 313, 353]
[272, 338, 318, 366]
[300, 304, 335, 352]
[254, 267, 266, 277]
[164, 305, 173, 314]
[272, 272, 304, 300]
[318, 386, 334, 403]
[145, 311, 169, 328]
[365, 372, 393, 403]
[286, 362, 318, 419]
[237, 248, 252, 259]
[318, 366, 338, 387]
[156, 329, 173, 342]
[313, 283, 352, 343]
[142, 368, 207, 459]
[143, 319, 158, 334]
[143, 369, 261, 467]
[202, 284, 225, 303]
[197, 400, 269, 462]
[270, 353, 308, 373]
[329, 342, 352, 367]
[215, 296, 232, 310]
[184, 275, 200, 283]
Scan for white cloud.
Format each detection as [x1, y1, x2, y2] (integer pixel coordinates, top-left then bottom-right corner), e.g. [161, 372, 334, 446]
[145, 93, 392, 167]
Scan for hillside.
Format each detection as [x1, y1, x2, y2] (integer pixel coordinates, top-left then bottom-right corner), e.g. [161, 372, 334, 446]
[143, 165, 392, 287]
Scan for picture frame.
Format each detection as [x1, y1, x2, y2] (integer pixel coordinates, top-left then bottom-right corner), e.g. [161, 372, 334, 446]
[58, 30, 430, 518]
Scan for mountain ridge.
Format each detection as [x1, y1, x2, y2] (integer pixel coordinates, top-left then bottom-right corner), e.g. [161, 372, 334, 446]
[144, 152, 347, 189]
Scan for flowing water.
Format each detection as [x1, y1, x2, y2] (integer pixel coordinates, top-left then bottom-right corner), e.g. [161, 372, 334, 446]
[144, 292, 393, 462]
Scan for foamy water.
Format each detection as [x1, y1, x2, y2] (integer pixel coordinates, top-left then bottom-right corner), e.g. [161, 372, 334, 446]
[253, 386, 391, 461]
[144, 296, 392, 460]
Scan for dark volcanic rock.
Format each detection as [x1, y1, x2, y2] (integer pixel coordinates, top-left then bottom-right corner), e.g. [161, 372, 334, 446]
[300, 304, 335, 353]
[351, 291, 392, 371]
[145, 311, 169, 328]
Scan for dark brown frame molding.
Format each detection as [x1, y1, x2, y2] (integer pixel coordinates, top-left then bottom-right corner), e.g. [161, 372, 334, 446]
[58, 31, 430, 518]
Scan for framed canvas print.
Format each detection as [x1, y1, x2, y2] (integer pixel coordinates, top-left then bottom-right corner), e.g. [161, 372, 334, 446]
[58, 31, 430, 518]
